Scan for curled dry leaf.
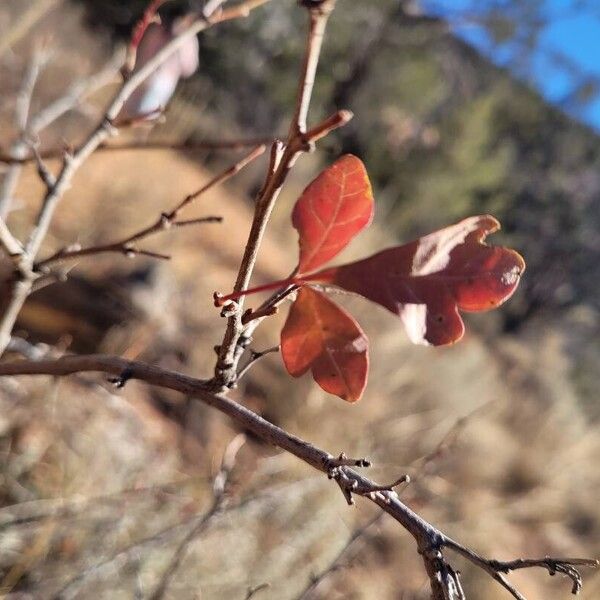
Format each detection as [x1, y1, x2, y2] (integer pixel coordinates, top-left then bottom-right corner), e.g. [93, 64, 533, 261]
[306, 215, 525, 345]
[293, 154, 373, 274]
[281, 286, 368, 402]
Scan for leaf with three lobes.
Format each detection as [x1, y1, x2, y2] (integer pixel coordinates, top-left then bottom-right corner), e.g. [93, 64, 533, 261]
[305, 215, 525, 346]
[293, 154, 373, 274]
[281, 286, 368, 402]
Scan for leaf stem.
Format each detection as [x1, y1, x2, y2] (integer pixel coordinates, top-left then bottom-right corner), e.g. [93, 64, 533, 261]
[215, 277, 301, 305]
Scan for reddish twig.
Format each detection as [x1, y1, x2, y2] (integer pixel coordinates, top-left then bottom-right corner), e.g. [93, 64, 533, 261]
[124, 0, 167, 75]
[214, 0, 346, 388]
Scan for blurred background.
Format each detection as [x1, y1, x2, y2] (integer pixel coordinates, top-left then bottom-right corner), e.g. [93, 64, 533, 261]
[0, 0, 599, 598]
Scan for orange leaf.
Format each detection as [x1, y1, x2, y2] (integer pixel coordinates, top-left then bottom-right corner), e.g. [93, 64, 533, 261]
[306, 215, 525, 346]
[292, 155, 373, 274]
[280, 287, 368, 402]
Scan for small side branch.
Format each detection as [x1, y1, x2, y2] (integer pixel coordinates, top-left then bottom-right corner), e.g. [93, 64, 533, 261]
[0, 46, 47, 218]
[146, 434, 246, 600]
[295, 513, 384, 600]
[0, 0, 271, 356]
[0, 137, 276, 165]
[235, 345, 280, 382]
[444, 540, 599, 600]
[34, 145, 263, 270]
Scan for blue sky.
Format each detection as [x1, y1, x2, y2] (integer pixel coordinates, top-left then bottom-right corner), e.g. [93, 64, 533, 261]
[422, 0, 600, 131]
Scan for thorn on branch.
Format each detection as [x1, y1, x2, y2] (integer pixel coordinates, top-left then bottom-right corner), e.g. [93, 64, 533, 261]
[325, 452, 371, 469]
[108, 367, 133, 388]
[219, 300, 239, 318]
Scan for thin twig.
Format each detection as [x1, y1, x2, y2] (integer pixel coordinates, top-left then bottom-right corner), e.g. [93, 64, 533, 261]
[295, 513, 384, 600]
[0, 47, 47, 219]
[214, 0, 343, 388]
[444, 541, 599, 600]
[34, 145, 264, 270]
[0, 218, 23, 257]
[235, 345, 280, 381]
[0, 0, 273, 356]
[124, 0, 167, 74]
[0, 0, 61, 58]
[29, 51, 123, 134]
[0, 354, 595, 599]
[146, 434, 246, 600]
[245, 583, 271, 599]
[0, 137, 277, 165]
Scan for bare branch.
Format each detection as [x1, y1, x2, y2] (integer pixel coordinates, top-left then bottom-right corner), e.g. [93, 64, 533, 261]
[0, 46, 47, 219]
[0, 217, 23, 257]
[288, 0, 336, 138]
[34, 52, 123, 135]
[34, 144, 263, 269]
[168, 144, 265, 219]
[0, 354, 596, 599]
[235, 345, 280, 381]
[214, 0, 343, 388]
[0, 0, 61, 58]
[444, 541, 599, 599]
[0, 0, 273, 356]
[296, 513, 384, 600]
[245, 583, 271, 599]
[0, 137, 277, 165]
[146, 433, 246, 600]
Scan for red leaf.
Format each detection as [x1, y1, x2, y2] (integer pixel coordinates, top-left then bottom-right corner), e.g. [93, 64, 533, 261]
[305, 215, 525, 346]
[280, 287, 368, 402]
[292, 155, 374, 274]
